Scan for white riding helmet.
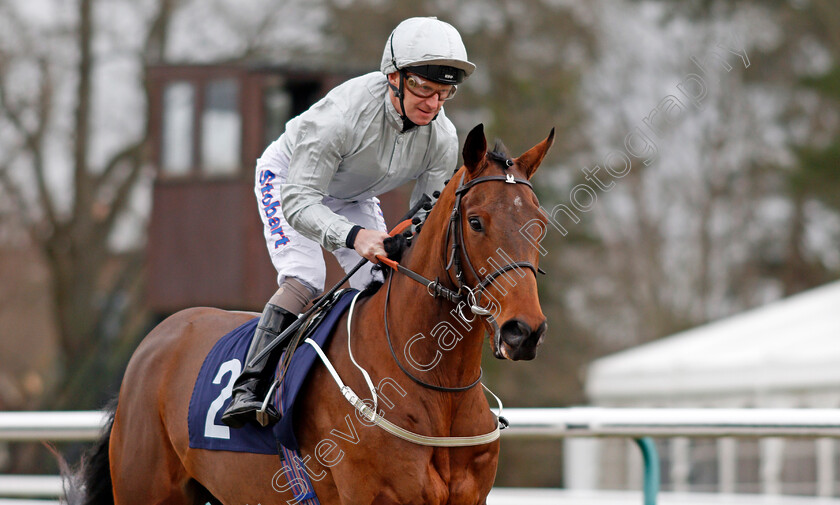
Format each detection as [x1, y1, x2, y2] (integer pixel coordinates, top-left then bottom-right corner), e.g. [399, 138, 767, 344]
[381, 17, 475, 85]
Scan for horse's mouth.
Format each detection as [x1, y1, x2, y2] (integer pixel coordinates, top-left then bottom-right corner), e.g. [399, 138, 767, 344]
[495, 341, 540, 361]
[495, 343, 514, 360]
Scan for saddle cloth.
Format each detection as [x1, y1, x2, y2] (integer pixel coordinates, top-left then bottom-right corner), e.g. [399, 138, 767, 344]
[187, 289, 359, 454]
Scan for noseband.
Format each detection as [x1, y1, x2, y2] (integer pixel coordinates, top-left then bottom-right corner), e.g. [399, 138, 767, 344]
[383, 165, 541, 393]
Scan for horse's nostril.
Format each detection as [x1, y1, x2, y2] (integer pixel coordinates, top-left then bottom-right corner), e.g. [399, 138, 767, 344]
[532, 321, 547, 342]
[528, 321, 546, 349]
[500, 320, 531, 346]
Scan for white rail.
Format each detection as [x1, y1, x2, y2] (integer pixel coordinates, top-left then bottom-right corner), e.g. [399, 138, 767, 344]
[0, 411, 106, 442]
[0, 476, 63, 498]
[4, 408, 840, 442]
[501, 407, 840, 438]
[2, 408, 840, 502]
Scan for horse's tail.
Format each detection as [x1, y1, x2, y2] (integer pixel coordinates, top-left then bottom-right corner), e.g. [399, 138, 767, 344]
[64, 399, 117, 505]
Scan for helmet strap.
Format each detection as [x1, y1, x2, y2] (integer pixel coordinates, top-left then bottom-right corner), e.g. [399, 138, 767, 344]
[388, 32, 429, 131]
[395, 70, 417, 132]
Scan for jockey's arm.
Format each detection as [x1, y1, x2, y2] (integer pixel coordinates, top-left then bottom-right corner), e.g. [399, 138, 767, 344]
[279, 95, 456, 260]
[278, 113, 390, 262]
[279, 107, 358, 253]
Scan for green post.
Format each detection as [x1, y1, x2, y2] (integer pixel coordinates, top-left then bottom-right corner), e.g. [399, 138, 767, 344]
[634, 437, 660, 505]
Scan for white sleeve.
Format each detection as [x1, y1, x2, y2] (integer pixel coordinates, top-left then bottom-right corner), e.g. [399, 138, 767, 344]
[280, 102, 356, 252]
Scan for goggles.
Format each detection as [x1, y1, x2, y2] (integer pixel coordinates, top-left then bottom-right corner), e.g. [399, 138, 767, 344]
[404, 73, 457, 101]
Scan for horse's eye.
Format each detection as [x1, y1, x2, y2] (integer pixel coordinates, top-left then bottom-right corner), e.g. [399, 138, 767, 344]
[468, 216, 483, 232]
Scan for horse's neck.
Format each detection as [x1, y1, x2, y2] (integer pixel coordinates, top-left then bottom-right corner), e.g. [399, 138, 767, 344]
[371, 210, 486, 387]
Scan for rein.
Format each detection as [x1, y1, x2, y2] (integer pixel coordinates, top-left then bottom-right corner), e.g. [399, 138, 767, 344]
[383, 274, 483, 392]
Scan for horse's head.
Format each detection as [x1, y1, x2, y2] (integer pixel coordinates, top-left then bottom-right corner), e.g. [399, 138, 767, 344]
[441, 124, 554, 361]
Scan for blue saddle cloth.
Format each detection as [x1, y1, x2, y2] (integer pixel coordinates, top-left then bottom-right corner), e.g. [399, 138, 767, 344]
[187, 289, 358, 454]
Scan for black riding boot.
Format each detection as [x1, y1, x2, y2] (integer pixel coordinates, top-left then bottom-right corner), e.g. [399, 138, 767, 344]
[221, 304, 297, 428]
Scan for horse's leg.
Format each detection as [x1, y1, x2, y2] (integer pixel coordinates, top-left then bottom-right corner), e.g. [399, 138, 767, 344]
[151, 308, 299, 505]
[109, 308, 238, 505]
[183, 452, 297, 505]
[110, 390, 197, 504]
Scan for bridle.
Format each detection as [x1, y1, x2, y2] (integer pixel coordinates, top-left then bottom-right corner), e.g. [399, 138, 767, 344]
[445, 171, 543, 316]
[308, 153, 549, 446]
[382, 159, 543, 393]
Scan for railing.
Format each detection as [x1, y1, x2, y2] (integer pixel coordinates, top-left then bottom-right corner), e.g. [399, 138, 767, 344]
[503, 408, 840, 504]
[0, 411, 106, 442]
[3, 408, 840, 504]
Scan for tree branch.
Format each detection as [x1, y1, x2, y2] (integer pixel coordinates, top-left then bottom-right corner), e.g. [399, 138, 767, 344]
[0, 53, 59, 233]
[0, 148, 31, 223]
[94, 139, 147, 193]
[811, 0, 840, 61]
[71, 0, 94, 223]
[94, 152, 144, 245]
[93, 0, 178, 244]
[0, 59, 29, 140]
[144, 0, 178, 63]
[29, 57, 59, 231]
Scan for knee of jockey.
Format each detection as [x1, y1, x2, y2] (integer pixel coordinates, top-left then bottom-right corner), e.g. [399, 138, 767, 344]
[269, 277, 317, 316]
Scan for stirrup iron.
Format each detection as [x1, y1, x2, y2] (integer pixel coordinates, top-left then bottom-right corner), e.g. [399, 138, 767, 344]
[256, 380, 280, 427]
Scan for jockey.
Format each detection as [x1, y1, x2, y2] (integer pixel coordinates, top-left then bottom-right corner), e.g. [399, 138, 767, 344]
[222, 17, 475, 428]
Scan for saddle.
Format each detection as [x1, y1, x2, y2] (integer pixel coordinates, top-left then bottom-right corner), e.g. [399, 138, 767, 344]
[187, 288, 359, 454]
[272, 288, 355, 398]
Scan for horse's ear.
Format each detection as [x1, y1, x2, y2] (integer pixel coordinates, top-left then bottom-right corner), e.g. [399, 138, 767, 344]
[515, 128, 555, 180]
[462, 124, 487, 175]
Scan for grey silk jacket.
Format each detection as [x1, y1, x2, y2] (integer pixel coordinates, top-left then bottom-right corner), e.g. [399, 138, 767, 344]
[261, 71, 458, 252]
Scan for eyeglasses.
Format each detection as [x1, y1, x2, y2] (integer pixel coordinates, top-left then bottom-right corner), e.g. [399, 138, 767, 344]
[404, 74, 457, 101]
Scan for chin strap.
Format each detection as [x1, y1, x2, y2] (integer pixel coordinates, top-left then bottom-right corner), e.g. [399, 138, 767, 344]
[388, 33, 416, 132]
[388, 71, 418, 132]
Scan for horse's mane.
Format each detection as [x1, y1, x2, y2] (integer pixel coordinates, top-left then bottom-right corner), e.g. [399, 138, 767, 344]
[486, 140, 512, 169]
[360, 279, 385, 297]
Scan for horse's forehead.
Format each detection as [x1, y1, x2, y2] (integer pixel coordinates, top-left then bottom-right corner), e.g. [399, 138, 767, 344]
[466, 167, 536, 202]
[463, 178, 542, 222]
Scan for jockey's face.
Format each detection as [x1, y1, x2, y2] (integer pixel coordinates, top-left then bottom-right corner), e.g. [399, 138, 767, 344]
[387, 72, 451, 126]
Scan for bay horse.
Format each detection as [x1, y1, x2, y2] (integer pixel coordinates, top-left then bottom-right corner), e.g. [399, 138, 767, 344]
[77, 124, 553, 505]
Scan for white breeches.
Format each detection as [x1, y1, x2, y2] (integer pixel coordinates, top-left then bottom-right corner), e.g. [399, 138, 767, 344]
[254, 156, 387, 296]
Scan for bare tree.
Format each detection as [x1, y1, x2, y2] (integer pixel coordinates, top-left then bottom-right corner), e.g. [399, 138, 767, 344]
[557, 0, 840, 352]
[0, 0, 335, 412]
[0, 0, 179, 408]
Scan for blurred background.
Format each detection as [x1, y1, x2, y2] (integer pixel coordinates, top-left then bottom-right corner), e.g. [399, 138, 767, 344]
[0, 0, 838, 499]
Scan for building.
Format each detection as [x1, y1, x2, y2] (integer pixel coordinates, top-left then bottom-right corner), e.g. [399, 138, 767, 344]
[567, 280, 840, 498]
[145, 63, 411, 314]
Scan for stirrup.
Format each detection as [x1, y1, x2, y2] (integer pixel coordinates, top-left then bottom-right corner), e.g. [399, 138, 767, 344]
[256, 380, 280, 427]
